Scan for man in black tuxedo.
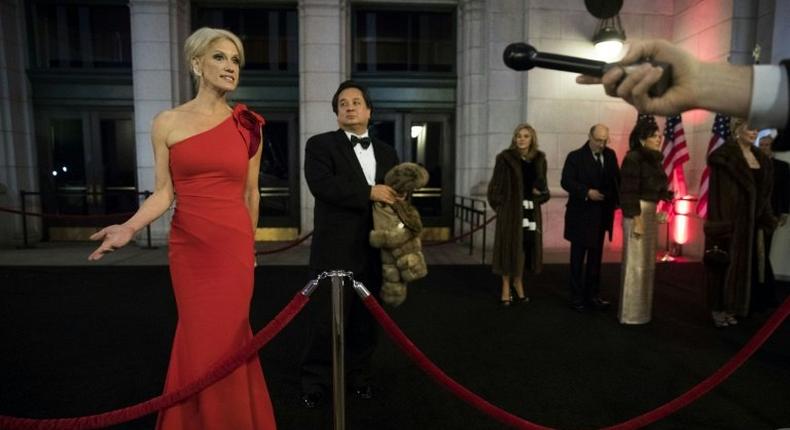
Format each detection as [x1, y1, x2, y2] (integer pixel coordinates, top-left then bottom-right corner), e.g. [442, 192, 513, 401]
[299, 80, 399, 408]
[561, 124, 621, 312]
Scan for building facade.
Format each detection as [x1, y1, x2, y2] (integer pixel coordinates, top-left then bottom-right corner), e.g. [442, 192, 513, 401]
[1, 0, 788, 258]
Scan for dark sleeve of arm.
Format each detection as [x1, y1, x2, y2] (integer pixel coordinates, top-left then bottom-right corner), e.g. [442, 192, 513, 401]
[783, 59, 790, 134]
[534, 156, 551, 205]
[304, 137, 370, 210]
[611, 151, 622, 207]
[781, 163, 790, 213]
[704, 163, 733, 246]
[560, 152, 588, 201]
[756, 160, 777, 231]
[487, 156, 507, 212]
[619, 155, 641, 218]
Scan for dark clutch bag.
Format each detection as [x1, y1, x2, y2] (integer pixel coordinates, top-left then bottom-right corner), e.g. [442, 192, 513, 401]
[703, 245, 729, 267]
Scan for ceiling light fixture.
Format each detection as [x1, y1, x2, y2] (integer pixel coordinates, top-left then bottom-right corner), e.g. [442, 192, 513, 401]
[592, 14, 626, 60]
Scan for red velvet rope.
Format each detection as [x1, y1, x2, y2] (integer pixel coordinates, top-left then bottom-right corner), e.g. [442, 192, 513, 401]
[0, 292, 310, 430]
[364, 293, 790, 430]
[423, 216, 496, 247]
[255, 231, 313, 256]
[361, 294, 555, 430]
[602, 293, 790, 430]
[0, 206, 135, 221]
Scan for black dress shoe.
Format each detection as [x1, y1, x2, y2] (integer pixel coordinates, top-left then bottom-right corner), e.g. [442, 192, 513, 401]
[352, 384, 373, 400]
[513, 295, 530, 304]
[570, 302, 586, 312]
[301, 390, 324, 409]
[589, 297, 610, 310]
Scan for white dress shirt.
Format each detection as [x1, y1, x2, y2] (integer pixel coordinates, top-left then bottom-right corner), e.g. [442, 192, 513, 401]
[345, 130, 376, 186]
[749, 65, 789, 130]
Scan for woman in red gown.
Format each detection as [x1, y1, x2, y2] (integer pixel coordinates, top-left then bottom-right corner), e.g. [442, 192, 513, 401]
[89, 27, 276, 429]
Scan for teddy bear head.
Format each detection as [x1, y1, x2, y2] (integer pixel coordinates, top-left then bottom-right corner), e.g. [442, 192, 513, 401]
[384, 162, 429, 195]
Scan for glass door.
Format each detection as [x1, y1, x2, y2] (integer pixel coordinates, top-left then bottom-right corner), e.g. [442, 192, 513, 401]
[95, 112, 137, 214]
[404, 113, 452, 225]
[255, 111, 300, 238]
[36, 110, 137, 239]
[369, 112, 403, 154]
[369, 111, 454, 227]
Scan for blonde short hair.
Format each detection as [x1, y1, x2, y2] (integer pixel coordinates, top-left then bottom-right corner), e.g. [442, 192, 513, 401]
[184, 27, 245, 84]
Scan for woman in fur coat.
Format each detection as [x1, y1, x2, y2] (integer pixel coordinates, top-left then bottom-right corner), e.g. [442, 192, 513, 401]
[705, 118, 775, 327]
[618, 119, 672, 325]
[487, 123, 550, 306]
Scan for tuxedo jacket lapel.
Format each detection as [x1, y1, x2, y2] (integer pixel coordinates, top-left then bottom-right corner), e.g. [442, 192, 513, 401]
[335, 129, 369, 186]
[372, 141, 385, 183]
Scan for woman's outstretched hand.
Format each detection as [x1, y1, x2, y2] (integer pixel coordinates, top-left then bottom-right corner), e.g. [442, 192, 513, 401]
[88, 224, 136, 261]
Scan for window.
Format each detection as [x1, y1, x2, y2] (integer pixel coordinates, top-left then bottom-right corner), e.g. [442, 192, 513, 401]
[353, 9, 455, 73]
[194, 6, 298, 73]
[30, 2, 132, 68]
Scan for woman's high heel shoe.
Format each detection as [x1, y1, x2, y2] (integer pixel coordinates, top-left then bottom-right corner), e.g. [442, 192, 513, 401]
[712, 311, 729, 328]
[511, 287, 530, 304]
[500, 297, 512, 307]
[514, 295, 530, 304]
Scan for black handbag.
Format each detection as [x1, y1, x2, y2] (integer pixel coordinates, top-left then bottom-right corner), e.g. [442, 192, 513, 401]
[703, 245, 730, 267]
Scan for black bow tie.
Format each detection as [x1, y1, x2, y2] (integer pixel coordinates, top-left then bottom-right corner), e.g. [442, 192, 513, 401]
[350, 135, 371, 149]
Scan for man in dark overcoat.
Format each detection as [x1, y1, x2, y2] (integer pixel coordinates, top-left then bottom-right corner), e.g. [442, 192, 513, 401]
[299, 80, 399, 408]
[561, 124, 621, 311]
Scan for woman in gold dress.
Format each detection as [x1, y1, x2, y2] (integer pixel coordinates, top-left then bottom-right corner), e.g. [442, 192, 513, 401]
[618, 119, 672, 324]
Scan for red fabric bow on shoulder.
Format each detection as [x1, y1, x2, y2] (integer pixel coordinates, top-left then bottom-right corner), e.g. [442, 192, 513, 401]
[232, 103, 266, 159]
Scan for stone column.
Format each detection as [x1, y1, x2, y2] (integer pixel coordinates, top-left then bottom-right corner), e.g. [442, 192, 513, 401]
[455, 0, 527, 255]
[129, 0, 190, 245]
[770, 0, 790, 63]
[298, 0, 345, 233]
[456, 0, 488, 199]
[729, 0, 758, 65]
[456, 0, 526, 199]
[0, 0, 39, 246]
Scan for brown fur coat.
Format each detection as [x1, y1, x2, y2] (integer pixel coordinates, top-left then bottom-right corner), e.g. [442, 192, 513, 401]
[370, 163, 429, 306]
[705, 139, 775, 316]
[487, 149, 550, 277]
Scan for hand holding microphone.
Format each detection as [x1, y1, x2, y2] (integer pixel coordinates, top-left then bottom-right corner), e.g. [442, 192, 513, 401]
[503, 39, 754, 120]
[503, 42, 673, 99]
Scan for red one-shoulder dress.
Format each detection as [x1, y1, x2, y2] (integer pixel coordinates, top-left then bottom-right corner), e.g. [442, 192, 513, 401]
[156, 104, 276, 429]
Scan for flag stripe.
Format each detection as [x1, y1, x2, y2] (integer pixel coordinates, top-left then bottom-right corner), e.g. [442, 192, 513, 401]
[695, 114, 731, 218]
[662, 115, 689, 189]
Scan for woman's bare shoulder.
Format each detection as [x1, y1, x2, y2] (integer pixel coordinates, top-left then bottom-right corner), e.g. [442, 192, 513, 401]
[152, 103, 201, 144]
[156, 102, 199, 125]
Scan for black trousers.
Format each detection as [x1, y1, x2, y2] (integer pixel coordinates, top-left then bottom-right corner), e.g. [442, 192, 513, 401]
[568, 229, 605, 305]
[299, 267, 381, 393]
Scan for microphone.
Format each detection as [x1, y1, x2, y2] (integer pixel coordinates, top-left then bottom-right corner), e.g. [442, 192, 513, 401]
[503, 43, 672, 97]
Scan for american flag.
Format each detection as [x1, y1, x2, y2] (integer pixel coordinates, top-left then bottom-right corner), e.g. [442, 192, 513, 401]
[696, 114, 731, 218]
[662, 115, 690, 194]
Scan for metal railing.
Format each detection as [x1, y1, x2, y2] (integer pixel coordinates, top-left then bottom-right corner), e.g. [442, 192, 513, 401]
[453, 195, 489, 264]
[17, 189, 154, 248]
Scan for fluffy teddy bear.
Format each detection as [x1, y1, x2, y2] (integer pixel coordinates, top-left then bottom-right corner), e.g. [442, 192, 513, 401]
[370, 162, 429, 306]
